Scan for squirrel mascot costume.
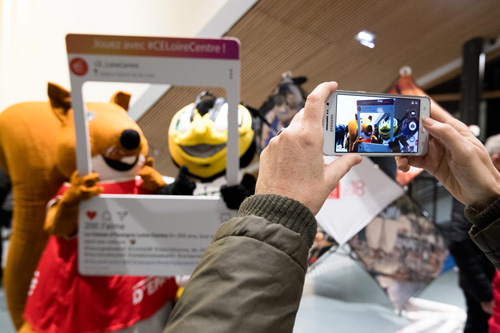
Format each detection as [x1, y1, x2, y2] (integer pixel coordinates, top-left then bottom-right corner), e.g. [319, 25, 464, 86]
[0, 83, 188, 332]
[22, 83, 186, 333]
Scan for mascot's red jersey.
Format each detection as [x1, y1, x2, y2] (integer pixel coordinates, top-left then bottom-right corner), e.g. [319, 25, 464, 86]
[23, 178, 177, 333]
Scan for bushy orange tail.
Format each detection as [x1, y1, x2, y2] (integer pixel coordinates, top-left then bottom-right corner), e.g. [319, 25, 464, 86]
[0, 101, 65, 329]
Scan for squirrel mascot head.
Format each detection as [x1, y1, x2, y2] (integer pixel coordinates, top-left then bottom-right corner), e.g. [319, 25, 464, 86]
[168, 91, 255, 182]
[49, 83, 149, 180]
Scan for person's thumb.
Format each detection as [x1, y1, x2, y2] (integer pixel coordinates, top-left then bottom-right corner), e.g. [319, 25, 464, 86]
[324, 155, 362, 190]
[423, 117, 468, 158]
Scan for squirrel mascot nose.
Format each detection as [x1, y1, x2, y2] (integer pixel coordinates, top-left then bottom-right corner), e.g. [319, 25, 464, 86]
[120, 129, 141, 150]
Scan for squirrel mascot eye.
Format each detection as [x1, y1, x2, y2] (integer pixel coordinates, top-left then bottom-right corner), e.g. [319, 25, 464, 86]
[168, 91, 255, 182]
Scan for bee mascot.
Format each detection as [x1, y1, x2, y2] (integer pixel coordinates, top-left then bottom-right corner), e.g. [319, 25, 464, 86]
[168, 91, 257, 209]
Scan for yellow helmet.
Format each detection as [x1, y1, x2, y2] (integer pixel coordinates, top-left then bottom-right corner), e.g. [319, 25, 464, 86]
[168, 92, 255, 182]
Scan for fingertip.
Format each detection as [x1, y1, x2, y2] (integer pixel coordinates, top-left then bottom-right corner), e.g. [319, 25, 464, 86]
[311, 81, 338, 94]
[329, 154, 361, 177]
[329, 81, 338, 91]
[335, 154, 361, 168]
[399, 164, 410, 173]
[422, 116, 437, 127]
[307, 81, 339, 108]
[345, 154, 363, 168]
[395, 157, 409, 172]
[397, 165, 406, 172]
[352, 154, 362, 165]
[324, 81, 339, 96]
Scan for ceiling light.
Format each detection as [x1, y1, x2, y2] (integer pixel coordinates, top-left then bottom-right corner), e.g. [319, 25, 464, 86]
[360, 40, 375, 49]
[356, 30, 375, 48]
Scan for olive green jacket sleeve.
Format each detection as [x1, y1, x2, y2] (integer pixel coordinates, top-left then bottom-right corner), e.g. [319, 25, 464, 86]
[164, 194, 317, 333]
[467, 198, 500, 271]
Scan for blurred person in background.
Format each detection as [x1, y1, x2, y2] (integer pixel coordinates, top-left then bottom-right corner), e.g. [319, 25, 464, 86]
[478, 134, 500, 333]
[448, 133, 500, 333]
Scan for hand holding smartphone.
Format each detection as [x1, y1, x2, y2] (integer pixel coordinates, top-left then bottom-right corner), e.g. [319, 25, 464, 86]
[323, 90, 430, 156]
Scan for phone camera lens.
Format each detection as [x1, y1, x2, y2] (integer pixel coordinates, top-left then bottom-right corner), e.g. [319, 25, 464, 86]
[326, 103, 329, 106]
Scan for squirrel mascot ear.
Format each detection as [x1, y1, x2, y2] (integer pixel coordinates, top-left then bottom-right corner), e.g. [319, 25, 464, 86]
[48, 82, 72, 122]
[111, 91, 131, 111]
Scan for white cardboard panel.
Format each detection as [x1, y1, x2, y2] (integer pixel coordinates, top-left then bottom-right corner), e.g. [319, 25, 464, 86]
[316, 157, 404, 245]
[78, 195, 235, 276]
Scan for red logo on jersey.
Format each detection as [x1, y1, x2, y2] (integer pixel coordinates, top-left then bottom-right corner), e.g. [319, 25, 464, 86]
[70, 57, 88, 76]
[86, 211, 97, 219]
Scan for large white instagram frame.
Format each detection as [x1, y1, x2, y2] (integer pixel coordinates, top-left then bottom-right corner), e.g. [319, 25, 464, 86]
[66, 34, 240, 276]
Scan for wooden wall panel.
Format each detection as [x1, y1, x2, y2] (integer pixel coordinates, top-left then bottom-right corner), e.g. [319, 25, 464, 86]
[138, 0, 500, 176]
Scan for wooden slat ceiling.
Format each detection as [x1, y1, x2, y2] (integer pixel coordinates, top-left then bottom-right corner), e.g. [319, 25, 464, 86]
[138, 0, 500, 176]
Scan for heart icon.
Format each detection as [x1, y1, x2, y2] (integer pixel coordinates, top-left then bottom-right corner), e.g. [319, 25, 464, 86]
[87, 211, 97, 220]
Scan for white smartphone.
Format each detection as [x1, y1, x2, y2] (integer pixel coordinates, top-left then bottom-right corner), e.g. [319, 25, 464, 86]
[323, 90, 430, 156]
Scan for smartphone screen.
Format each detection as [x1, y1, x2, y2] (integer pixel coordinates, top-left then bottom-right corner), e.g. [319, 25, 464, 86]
[334, 94, 421, 154]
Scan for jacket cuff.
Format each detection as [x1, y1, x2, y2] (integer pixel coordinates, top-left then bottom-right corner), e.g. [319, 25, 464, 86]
[465, 197, 500, 230]
[238, 194, 317, 248]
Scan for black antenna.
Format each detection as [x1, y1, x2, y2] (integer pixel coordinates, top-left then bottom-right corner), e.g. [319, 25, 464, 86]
[244, 104, 272, 127]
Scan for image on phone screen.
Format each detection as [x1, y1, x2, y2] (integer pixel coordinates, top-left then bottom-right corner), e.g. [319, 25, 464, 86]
[335, 95, 420, 154]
